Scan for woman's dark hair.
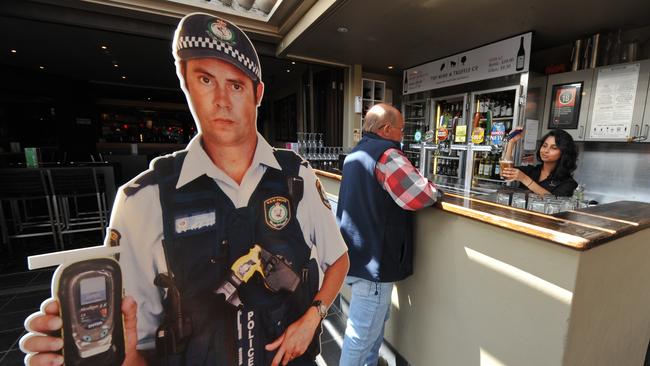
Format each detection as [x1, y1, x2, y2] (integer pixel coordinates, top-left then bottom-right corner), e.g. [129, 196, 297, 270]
[536, 129, 578, 180]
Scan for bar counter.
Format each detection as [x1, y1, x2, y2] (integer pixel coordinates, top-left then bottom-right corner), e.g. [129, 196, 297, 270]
[315, 169, 650, 366]
[315, 169, 650, 250]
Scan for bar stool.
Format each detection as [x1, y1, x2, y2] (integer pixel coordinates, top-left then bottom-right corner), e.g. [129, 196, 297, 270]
[0, 169, 60, 256]
[47, 168, 108, 249]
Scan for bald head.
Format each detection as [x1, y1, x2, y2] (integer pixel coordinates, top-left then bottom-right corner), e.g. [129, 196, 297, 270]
[362, 103, 404, 142]
[363, 104, 401, 132]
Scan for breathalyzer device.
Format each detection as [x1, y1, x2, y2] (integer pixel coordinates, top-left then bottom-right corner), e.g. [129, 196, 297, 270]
[55, 257, 125, 365]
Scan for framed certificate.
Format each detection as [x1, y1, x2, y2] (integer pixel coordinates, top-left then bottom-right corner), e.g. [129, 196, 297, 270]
[548, 82, 582, 130]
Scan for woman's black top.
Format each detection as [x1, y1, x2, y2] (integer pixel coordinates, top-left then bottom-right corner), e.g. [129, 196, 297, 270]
[518, 164, 578, 197]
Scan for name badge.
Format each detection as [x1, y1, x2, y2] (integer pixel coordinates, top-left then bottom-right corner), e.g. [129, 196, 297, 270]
[175, 211, 216, 234]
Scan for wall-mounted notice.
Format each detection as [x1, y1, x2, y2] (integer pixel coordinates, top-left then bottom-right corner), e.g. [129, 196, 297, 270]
[524, 119, 539, 151]
[548, 82, 582, 130]
[403, 32, 532, 95]
[589, 63, 640, 139]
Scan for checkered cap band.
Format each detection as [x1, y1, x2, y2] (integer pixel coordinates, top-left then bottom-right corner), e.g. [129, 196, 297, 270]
[177, 35, 261, 81]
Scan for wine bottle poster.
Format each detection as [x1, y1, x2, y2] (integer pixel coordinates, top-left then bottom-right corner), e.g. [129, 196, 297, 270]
[404, 32, 532, 94]
[548, 82, 582, 130]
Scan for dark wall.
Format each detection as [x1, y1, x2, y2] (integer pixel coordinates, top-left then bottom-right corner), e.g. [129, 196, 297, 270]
[0, 65, 97, 162]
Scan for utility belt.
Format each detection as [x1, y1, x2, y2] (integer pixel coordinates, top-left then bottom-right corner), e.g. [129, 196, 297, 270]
[154, 249, 321, 365]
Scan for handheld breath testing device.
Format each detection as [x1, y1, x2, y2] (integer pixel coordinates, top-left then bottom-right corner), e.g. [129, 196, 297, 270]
[54, 257, 125, 365]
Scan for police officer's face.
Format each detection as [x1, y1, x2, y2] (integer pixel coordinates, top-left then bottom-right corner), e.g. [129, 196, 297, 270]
[184, 58, 264, 148]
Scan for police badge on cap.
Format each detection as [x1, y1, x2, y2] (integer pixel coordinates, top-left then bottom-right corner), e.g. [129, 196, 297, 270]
[208, 19, 237, 44]
[174, 13, 261, 82]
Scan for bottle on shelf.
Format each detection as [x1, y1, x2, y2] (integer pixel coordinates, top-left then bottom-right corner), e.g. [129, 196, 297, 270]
[483, 154, 493, 178]
[493, 156, 501, 178]
[477, 154, 486, 178]
[491, 154, 500, 179]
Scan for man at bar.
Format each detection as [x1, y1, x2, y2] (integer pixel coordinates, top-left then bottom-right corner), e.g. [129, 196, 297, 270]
[337, 104, 441, 366]
[21, 13, 349, 366]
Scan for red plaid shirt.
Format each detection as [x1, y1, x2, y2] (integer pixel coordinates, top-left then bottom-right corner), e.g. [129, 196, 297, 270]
[375, 148, 438, 211]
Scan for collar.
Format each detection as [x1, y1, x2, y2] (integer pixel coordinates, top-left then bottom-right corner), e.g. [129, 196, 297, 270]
[176, 132, 281, 189]
[361, 131, 401, 149]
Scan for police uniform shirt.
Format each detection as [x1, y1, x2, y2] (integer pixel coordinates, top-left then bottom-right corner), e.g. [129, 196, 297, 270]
[105, 132, 348, 350]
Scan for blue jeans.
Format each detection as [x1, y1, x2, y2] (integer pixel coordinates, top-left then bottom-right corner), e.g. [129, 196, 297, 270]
[340, 276, 393, 366]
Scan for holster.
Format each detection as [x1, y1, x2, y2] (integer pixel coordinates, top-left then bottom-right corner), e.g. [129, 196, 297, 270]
[261, 258, 322, 363]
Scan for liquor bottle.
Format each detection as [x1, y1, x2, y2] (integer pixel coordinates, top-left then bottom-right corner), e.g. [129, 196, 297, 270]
[492, 154, 500, 179]
[478, 154, 485, 177]
[494, 154, 501, 179]
[500, 98, 508, 116]
[506, 102, 513, 116]
[483, 154, 493, 177]
[516, 36, 525, 71]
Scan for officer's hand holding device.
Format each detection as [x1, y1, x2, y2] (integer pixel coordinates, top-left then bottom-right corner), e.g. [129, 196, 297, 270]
[56, 258, 125, 365]
[20, 246, 129, 366]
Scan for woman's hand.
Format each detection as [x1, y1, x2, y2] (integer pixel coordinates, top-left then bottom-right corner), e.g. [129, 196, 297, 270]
[501, 167, 531, 185]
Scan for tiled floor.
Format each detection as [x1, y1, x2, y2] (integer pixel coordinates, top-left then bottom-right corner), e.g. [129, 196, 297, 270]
[0, 269, 54, 366]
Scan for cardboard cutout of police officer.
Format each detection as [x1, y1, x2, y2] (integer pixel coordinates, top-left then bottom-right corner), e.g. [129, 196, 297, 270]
[20, 13, 349, 366]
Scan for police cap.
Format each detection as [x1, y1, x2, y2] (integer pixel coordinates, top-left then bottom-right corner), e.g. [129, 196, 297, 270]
[174, 13, 261, 83]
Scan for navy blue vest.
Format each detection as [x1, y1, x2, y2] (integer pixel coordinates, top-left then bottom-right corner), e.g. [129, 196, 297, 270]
[336, 132, 414, 282]
[130, 149, 319, 365]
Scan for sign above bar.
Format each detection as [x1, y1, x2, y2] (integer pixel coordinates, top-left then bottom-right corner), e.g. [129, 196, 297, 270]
[403, 32, 532, 95]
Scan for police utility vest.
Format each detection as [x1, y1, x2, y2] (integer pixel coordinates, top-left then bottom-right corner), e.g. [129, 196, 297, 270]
[128, 149, 320, 365]
[337, 132, 414, 282]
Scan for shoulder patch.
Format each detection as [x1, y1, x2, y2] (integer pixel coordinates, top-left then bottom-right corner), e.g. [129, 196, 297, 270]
[123, 170, 156, 197]
[108, 229, 121, 247]
[315, 178, 331, 209]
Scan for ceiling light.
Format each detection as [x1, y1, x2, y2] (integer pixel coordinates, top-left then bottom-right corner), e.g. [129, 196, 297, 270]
[101, 45, 108, 50]
[147, 97, 151, 101]
[39, 66, 45, 70]
[10, 49, 17, 54]
[291, 61, 296, 65]
[121, 75, 127, 79]
[388, 65, 394, 69]
[113, 64, 119, 68]
[286, 69, 291, 73]
[337, 27, 348, 33]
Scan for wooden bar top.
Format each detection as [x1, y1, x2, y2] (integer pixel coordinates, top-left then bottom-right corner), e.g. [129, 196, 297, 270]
[314, 169, 650, 251]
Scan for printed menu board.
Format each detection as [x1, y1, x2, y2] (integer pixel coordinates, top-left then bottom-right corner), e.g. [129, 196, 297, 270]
[548, 83, 582, 129]
[589, 63, 640, 139]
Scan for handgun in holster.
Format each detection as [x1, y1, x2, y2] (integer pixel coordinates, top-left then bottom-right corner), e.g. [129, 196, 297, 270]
[214, 244, 301, 308]
[154, 273, 193, 356]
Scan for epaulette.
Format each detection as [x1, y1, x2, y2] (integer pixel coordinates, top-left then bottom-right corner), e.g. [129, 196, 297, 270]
[123, 170, 157, 197]
[273, 148, 310, 168]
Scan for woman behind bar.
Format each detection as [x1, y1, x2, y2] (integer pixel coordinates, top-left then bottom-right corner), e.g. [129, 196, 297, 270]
[501, 129, 578, 196]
